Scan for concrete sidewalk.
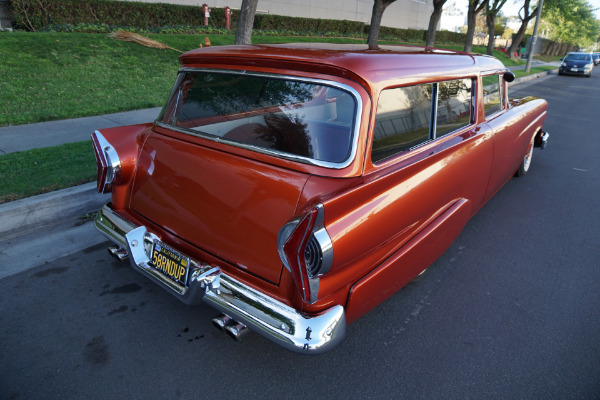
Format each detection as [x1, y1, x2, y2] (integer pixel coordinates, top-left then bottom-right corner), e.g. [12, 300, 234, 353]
[0, 107, 162, 155]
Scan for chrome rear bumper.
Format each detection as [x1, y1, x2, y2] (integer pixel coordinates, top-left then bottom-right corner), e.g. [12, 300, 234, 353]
[95, 203, 346, 354]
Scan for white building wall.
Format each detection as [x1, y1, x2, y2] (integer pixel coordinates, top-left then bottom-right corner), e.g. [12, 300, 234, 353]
[116, 0, 434, 30]
[440, 1, 465, 32]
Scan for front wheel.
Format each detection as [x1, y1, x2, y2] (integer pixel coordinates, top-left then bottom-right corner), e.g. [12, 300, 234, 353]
[515, 139, 534, 177]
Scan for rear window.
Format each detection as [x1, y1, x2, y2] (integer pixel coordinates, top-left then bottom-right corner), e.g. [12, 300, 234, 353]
[159, 71, 358, 166]
[565, 54, 592, 62]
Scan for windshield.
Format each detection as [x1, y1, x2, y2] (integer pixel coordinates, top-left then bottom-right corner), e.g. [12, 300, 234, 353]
[159, 71, 358, 166]
[565, 54, 591, 62]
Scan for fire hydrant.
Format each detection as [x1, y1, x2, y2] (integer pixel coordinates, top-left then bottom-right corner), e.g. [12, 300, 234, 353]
[225, 7, 232, 30]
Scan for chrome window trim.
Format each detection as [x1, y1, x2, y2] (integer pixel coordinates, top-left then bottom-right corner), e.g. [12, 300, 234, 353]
[155, 68, 363, 170]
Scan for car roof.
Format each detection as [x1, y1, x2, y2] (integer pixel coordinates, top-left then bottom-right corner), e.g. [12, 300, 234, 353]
[179, 43, 507, 90]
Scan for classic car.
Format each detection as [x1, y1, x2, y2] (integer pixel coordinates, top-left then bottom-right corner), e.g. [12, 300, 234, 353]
[558, 52, 594, 77]
[93, 43, 549, 354]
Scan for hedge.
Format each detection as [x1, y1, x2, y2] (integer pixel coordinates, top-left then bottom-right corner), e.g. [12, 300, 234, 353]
[9, 0, 237, 31]
[9, 0, 468, 44]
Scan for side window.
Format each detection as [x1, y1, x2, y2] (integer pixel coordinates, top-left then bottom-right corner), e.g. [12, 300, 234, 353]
[482, 75, 504, 118]
[372, 84, 433, 163]
[372, 79, 473, 163]
[436, 79, 472, 138]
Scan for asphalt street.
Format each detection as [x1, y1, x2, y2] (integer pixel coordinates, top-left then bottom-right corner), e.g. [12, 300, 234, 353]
[1, 70, 599, 399]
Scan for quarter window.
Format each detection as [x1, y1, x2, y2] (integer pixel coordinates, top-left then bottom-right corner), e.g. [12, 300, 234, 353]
[436, 79, 473, 138]
[482, 75, 504, 118]
[372, 84, 433, 162]
[372, 79, 472, 163]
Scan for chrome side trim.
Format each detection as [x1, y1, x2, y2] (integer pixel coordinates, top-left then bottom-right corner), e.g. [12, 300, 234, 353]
[94, 204, 346, 354]
[155, 68, 363, 170]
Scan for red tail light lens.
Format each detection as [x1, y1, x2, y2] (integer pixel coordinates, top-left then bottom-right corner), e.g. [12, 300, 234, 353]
[91, 130, 121, 194]
[277, 204, 333, 304]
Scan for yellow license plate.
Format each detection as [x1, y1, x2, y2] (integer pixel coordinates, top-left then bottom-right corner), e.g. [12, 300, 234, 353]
[151, 241, 190, 286]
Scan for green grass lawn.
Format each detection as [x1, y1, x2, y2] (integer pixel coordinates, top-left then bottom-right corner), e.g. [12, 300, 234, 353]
[0, 141, 96, 203]
[513, 65, 558, 78]
[0, 32, 376, 127]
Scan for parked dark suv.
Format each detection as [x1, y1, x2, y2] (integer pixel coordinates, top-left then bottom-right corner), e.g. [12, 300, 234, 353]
[559, 52, 594, 77]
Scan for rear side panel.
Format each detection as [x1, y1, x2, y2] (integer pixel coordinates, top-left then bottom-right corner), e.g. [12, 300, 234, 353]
[485, 98, 547, 199]
[300, 123, 494, 312]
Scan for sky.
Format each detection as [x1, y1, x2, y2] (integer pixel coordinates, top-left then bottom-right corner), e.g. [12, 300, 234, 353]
[454, 0, 600, 19]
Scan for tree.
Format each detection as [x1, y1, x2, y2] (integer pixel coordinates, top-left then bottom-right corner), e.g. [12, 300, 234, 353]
[485, 0, 508, 55]
[541, 0, 600, 54]
[505, 0, 538, 59]
[367, 0, 398, 49]
[464, 0, 489, 53]
[426, 0, 449, 47]
[234, 0, 259, 45]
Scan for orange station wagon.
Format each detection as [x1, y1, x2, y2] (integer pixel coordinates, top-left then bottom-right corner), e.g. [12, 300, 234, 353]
[93, 44, 549, 354]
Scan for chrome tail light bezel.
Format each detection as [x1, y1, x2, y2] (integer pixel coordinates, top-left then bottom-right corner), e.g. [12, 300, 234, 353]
[91, 130, 121, 194]
[277, 204, 333, 304]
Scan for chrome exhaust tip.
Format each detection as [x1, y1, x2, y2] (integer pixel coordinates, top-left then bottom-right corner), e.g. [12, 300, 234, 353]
[211, 314, 233, 330]
[108, 245, 128, 261]
[212, 314, 249, 342]
[224, 322, 249, 342]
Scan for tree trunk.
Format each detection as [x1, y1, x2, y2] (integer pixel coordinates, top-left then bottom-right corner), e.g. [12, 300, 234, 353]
[506, 21, 528, 59]
[464, 6, 477, 52]
[486, 13, 496, 55]
[367, 0, 387, 49]
[234, 0, 259, 45]
[505, 0, 536, 59]
[426, 0, 447, 47]
[464, 0, 487, 53]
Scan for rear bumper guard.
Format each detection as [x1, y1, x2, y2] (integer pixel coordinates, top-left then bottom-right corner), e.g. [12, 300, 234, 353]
[95, 203, 346, 354]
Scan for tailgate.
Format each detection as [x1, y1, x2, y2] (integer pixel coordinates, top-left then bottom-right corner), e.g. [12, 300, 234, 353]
[129, 131, 309, 284]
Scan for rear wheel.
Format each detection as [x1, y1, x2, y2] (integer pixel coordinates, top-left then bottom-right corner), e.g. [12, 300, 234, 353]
[515, 138, 534, 177]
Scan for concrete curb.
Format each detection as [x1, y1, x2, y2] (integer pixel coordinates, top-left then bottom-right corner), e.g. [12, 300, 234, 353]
[0, 182, 109, 238]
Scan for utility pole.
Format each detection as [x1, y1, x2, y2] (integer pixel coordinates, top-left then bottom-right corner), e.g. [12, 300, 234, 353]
[525, 0, 544, 72]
